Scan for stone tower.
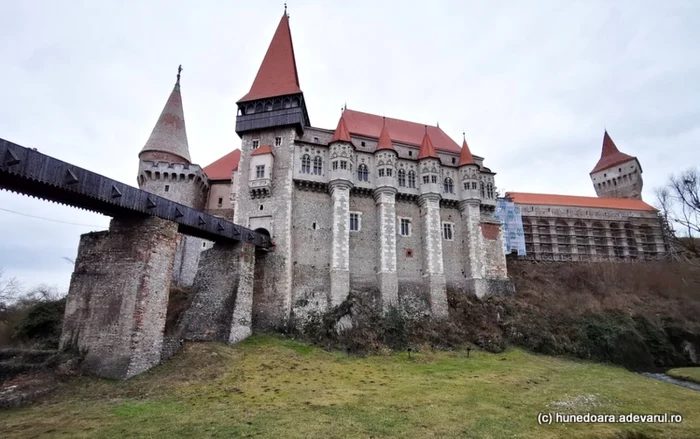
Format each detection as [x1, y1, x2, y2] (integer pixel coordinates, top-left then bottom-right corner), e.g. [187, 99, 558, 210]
[137, 68, 208, 286]
[233, 11, 309, 328]
[590, 131, 643, 200]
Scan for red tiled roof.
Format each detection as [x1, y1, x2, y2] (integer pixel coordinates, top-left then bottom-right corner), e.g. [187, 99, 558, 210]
[418, 131, 439, 159]
[251, 145, 273, 156]
[342, 109, 460, 153]
[140, 83, 191, 163]
[590, 131, 636, 174]
[203, 149, 240, 181]
[506, 192, 656, 212]
[375, 119, 394, 151]
[238, 14, 302, 103]
[330, 115, 352, 143]
[458, 138, 475, 166]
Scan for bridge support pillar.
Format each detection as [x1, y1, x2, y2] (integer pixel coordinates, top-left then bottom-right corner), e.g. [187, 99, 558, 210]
[179, 241, 256, 345]
[60, 216, 178, 379]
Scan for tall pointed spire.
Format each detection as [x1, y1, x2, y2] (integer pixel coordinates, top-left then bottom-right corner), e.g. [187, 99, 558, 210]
[590, 130, 635, 174]
[418, 129, 439, 160]
[376, 117, 394, 151]
[139, 68, 191, 164]
[458, 136, 475, 166]
[330, 114, 352, 143]
[237, 13, 302, 103]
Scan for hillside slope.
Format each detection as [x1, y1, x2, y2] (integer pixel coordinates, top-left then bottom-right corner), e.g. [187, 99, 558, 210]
[1, 336, 699, 439]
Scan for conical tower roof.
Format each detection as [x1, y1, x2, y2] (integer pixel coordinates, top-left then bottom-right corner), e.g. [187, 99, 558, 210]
[590, 130, 635, 174]
[418, 129, 439, 159]
[375, 118, 395, 152]
[140, 72, 191, 163]
[458, 137, 475, 166]
[330, 114, 352, 143]
[238, 13, 302, 103]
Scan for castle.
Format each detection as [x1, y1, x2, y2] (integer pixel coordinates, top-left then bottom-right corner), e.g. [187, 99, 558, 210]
[136, 11, 666, 330]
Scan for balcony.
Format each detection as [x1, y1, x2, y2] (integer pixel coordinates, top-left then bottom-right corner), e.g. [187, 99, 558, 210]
[249, 178, 271, 198]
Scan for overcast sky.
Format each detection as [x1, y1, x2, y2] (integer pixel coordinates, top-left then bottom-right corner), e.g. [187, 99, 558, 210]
[1, 0, 698, 292]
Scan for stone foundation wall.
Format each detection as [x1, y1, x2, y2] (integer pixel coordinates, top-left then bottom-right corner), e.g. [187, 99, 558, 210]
[60, 216, 178, 379]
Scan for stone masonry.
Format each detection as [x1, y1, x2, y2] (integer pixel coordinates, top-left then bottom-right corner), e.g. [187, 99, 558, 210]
[60, 216, 178, 379]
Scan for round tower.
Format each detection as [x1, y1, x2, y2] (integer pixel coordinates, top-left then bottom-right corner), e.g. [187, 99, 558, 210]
[136, 66, 208, 210]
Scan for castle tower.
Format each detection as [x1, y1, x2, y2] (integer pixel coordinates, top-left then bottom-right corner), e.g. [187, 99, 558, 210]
[233, 11, 307, 327]
[373, 119, 398, 311]
[137, 67, 208, 286]
[328, 114, 354, 306]
[590, 131, 643, 200]
[417, 130, 448, 317]
[457, 137, 486, 295]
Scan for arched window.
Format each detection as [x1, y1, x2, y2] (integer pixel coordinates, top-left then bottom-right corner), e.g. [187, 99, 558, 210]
[398, 169, 406, 187]
[357, 164, 369, 182]
[301, 154, 311, 174]
[443, 177, 454, 194]
[487, 183, 494, 199]
[480, 181, 485, 198]
[313, 156, 323, 175]
[408, 170, 416, 188]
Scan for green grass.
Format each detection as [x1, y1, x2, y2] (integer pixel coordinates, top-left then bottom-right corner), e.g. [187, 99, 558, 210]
[667, 368, 700, 385]
[2, 335, 698, 438]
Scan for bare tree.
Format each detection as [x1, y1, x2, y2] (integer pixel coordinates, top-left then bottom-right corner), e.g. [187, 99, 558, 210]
[656, 167, 700, 259]
[0, 267, 21, 320]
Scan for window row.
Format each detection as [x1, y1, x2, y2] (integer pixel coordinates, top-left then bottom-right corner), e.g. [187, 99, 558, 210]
[348, 213, 454, 240]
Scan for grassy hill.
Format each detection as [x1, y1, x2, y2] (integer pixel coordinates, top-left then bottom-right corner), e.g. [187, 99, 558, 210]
[1, 335, 698, 439]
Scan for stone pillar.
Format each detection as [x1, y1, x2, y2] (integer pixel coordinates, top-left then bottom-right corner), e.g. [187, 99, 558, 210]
[329, 181, 352, 307]
[60, 216, 178, 379]
[178, 241, 256, 344]
[418, 194, 448, 318]
[459, 200, 485, 296]
[374, 188, 399, 312]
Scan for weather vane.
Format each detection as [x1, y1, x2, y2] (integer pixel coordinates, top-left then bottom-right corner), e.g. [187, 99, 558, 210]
[177, 65, 183, 85]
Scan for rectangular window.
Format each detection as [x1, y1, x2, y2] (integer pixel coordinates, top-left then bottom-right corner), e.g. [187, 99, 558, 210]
[442, 222, 454, 241]
[472, 182, 477, 190]
[378, 168, 385, 177]
[332, 161, 338, 170]
[340, 161, 347, 170]
[256, 165, 265, 179]
[164, 184, 170, 192]
[431, 175, 437, 184]
[423, 175, 430, 184]
[400, 218, 411, 236]
[313, 137, 319, 143]
[252, 139, 260, 149]
[275, 137, 282, 146]
[464, 182, 468, 190]
[386, 168, 393, 177]
[349, 212, 360, 231]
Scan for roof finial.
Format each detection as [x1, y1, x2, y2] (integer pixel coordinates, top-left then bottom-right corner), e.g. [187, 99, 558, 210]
[176, 64, 182, 85]
[284, 3, 288, 16]
[424, 125, 428, 134]
[463, 130, 466, 141]
[437, 120, 440, 128]
[382, 116, 386, 125]
[344, 101, 347, 110]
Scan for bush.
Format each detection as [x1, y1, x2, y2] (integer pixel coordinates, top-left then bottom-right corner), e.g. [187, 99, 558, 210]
[13, 298, 66, 349]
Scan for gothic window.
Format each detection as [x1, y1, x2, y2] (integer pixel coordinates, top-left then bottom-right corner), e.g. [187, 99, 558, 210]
[400, 218, 411, 236]
[313, 156, 323, 175]
[357, 164, 369, 181]
[252, 139, 260, 149]
[378, 168, 385, 177]
[349, 212, 360, 232]
[340, 160, 347, 170]
[442, 222, 454, 240]
[480, 181, 485, 198]
[408, 170, 416, 188]
[431, 175, 437, 184]
[301, 154, 311, 173]
[443, 177, 454, 194]
[423, 175, 430, 184]
[486, 183, 494, 199]
[256, 165, 265, 179]
[275, 137, 282, 146]
[398, 169, 406, 187]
